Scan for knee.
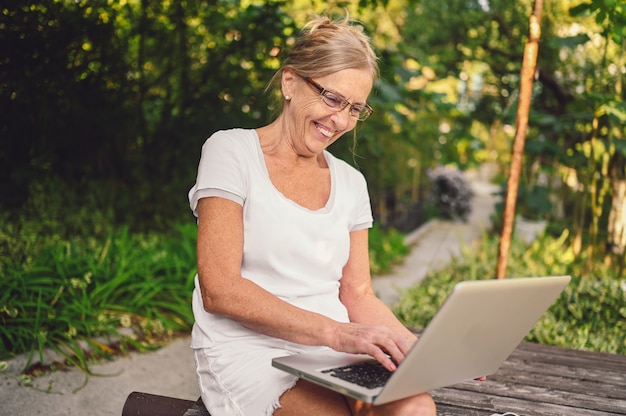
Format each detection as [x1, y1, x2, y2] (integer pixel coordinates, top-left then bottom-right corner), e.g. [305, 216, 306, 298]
[352, 392, 437, 416]
[400, 393, 436, 416]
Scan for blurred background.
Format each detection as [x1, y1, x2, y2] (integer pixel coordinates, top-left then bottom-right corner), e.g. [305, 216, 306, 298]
[1, 0, 625, 364]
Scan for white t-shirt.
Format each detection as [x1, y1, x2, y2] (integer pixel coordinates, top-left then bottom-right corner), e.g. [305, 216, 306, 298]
[188, 128, 373, 348]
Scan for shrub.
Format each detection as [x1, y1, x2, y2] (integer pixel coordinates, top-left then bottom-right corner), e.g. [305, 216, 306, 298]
[393, 231, 626, 354]
[369, 225, 410, 275]
[0, 224, 198, 370]
[426, 166, 473, 221]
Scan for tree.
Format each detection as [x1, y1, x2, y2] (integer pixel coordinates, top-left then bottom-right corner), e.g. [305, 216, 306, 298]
[496, 0, 543, 279]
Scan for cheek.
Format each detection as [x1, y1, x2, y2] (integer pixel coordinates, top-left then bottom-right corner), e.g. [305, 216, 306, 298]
[293, 102, 317, 126]
[300, 99, 324, 117]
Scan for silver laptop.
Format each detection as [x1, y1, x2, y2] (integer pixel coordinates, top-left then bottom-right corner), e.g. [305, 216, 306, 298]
[272, 275, 571, 405]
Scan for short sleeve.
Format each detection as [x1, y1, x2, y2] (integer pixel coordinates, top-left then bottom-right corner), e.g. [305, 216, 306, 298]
[351, 172, 373, 231]
[327, 153, 373, 232]
[188, 130, 249, 217]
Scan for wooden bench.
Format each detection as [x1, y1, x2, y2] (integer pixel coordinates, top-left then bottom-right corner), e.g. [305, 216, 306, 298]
[434, 342, 626, 415]
[123, 341, 626, 415]
[122, 391, 210, 416]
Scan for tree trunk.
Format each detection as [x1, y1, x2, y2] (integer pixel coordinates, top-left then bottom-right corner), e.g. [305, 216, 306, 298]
[495, 0, 543, 279]
[608, 152, 626, 270]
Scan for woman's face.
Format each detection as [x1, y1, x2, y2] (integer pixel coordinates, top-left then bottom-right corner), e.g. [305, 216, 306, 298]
[281, 68, 373, 157]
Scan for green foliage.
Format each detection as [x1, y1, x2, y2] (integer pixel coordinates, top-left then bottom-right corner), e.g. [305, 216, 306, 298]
[393, 231, 626, 355]
[0, 223, 198, 370]
[369, 225, 411, 275]
[1, 0, 298, 226]
[3, 0, 626, 254]
[426, 166, 473, 221]
[0, 195, 409, 371]
[491, 181, 553, 231]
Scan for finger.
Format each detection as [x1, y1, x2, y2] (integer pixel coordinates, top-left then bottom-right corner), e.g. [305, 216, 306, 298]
[386, 331, 416, 360]
[397, 335, 416, 356]
[369, 347, 397, 372]
[379, 339, 404, 367]
[374, 335, 407, 371]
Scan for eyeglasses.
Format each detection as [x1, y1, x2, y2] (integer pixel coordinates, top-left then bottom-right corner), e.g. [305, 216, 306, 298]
[300, 76, 373, 121]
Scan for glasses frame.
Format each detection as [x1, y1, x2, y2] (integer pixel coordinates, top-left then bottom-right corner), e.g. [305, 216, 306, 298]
[300, 76, 373, 121]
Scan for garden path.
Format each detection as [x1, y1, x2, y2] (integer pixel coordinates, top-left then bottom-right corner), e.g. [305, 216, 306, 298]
[372, 173, 501, 306]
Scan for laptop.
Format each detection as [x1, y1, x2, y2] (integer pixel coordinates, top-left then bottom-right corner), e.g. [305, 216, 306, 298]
[272, 275, 571, 405]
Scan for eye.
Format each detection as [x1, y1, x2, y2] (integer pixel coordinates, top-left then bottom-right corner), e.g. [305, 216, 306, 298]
[323, 92, 346, 108]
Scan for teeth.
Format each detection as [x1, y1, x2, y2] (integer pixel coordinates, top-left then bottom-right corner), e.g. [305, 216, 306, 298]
[316, 123, 333, 138]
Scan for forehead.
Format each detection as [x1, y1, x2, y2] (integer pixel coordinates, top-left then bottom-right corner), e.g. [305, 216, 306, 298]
[315, 68, 373, 102]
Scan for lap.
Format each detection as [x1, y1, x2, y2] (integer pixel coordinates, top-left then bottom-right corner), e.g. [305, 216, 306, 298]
[274, 380, 352, 416]
[192, 333, 436, 416]
[275, 380, 437, 416]
[346, 394, 437, 416]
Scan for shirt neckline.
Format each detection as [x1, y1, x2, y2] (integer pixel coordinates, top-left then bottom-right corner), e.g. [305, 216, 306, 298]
[251, 129, 335, 213]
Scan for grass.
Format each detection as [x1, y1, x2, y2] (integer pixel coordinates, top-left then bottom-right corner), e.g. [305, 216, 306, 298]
[0, 223, 198, 372]
[368, 226, 411, 275]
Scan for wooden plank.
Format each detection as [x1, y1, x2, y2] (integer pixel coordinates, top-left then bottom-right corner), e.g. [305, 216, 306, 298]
[431, 342, 626, 416]
[435, 403, 486, 416]
[122, 391, 196, 416]
[487, 370, 626, 401]
[183, 398, 211, 416]
[433, 387, 625, 416]
[438, 379, 626, 414]
[512, 342, 626, 373]
[495, 358, 626, 390]
[500, 353, 626, 382]
[122, 393, 211, 416]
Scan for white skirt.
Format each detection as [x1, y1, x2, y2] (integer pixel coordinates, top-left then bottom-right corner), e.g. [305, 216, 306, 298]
[193, 335, 330, 416]
[190, 279, 348, 415]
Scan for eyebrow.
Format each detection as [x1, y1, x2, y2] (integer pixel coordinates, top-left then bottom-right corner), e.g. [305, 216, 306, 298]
[329, 86, 367, 106]
[306, 77, 368, 106]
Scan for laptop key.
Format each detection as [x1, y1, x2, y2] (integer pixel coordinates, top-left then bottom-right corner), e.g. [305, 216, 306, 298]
[321, 360, 393, 389]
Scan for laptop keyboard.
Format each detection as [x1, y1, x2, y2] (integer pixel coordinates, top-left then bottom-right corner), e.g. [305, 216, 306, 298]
[321, 360, 393, 389]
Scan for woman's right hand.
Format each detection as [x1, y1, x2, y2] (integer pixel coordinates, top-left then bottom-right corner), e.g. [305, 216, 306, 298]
[330, 322, 416, 372]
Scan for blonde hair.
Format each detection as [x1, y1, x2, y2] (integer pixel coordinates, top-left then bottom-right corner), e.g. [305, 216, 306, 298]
[267, 14, 378, 112]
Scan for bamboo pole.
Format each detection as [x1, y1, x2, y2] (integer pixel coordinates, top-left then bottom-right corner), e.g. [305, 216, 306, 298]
[495, 0, 544, 279]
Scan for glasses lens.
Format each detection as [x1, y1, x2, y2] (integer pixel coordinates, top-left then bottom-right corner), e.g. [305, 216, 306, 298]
[321, 92, 347, 110]
[311, 79, 372, 121]
[355, 107, 372, 121]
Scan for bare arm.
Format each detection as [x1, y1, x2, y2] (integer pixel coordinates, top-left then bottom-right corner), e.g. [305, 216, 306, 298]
[339, 228, 417, 369]
[196, 196, 339, 346]
[197, 197, 411, 370]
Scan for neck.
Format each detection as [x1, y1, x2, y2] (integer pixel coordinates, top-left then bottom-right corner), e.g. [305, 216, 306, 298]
[257, 119, 326, 168]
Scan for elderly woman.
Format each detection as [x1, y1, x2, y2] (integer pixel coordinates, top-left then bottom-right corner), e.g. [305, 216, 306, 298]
[188, 14, 437, 416]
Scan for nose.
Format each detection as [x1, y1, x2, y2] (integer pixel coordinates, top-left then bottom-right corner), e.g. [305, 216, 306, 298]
[330, 106, 353, 131]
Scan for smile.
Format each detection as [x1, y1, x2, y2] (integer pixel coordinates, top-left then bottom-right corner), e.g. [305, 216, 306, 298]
[314, 122, 334, 138]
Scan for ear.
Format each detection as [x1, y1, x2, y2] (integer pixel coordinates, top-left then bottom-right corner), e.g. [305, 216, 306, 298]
[281, 68, 297, 100]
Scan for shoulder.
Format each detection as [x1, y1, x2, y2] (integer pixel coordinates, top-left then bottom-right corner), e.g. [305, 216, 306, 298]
[325, 151, 367, 186]
[203, 128, 257, 149]
[199, 129, 259, 163]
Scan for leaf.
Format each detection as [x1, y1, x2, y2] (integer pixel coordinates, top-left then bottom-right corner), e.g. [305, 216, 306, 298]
[569, 2, 593, 17]
[549, 34, 590, 49]
[615, 140, 626, 157]
[597, 102, 626, 123]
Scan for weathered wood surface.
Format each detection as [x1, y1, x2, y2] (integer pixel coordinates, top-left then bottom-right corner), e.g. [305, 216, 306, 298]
[123, 342, 626, 416]
[432, 341, 626, 415]
[122, 391, 210, 416]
